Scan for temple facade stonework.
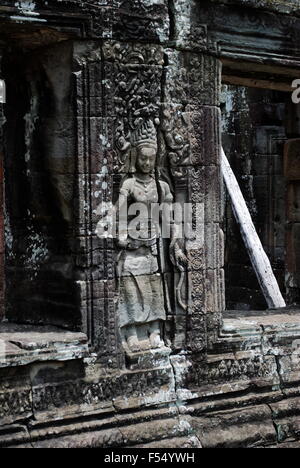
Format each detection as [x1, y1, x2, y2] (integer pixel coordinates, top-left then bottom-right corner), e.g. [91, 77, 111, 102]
[0, 0, 299, 448]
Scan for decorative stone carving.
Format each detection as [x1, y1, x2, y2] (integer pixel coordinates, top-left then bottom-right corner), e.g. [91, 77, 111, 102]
[115, 119, 187, 353]
[114, 0, 169, 43]
[103, 42, 164, 173]
[187, 353, 279, 386]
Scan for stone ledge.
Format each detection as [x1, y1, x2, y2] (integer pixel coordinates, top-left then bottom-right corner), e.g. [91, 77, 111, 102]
[0, 323, 89, 368]
[221, 310, 300, 340]
[2, 395, 300, 447]
[215, 312, 300, 374]
[210, 0, 300, 15]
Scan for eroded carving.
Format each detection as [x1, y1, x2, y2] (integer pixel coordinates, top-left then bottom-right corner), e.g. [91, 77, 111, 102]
[115, 120, 187, 353]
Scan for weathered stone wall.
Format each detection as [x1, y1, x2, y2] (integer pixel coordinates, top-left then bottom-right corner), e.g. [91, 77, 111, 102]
[3, 43, 80, 330]
[284, 107, 300, 305]
[222, 85, 288, 310]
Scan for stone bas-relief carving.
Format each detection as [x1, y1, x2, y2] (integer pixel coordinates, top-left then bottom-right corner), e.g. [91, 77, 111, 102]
[116, 120, 185, 353]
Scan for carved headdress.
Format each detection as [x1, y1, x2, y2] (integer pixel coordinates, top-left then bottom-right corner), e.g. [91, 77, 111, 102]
[131, 120, 158, 149]
[124, 120, 158, 173]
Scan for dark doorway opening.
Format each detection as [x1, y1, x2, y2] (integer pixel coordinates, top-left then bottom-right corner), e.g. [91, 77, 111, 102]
[0, 41, 80, 330]
[221, 84, 300, 311]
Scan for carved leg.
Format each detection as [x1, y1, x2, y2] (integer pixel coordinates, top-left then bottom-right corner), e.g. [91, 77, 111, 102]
[120, 327, 127, 350]
[126, 325, 141, 353]
[149, 320, 164, 349]
[137, 324, 151, 351]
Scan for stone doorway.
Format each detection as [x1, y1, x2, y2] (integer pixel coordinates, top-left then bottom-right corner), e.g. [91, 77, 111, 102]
[0, 34, 81, 330]
[0, 113, 4, 321]
[221, 80, 300, 314]
[221, 85, 288, 311]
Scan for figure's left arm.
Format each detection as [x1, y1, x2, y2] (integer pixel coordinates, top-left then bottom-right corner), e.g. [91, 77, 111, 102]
[160, 181, 187, 270]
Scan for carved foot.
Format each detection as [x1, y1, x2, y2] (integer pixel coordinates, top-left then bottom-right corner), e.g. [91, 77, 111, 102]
[121, 340, 129, 353]
[139, 339, 151, 351]
[127, 335, 141, 353]
[149, 332, 164, 349]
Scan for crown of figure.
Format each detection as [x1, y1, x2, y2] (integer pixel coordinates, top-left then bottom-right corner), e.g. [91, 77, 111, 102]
[131, 120, 157, 148]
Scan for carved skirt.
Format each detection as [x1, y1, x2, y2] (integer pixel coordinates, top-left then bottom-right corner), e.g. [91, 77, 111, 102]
[118, 246, 166, 328]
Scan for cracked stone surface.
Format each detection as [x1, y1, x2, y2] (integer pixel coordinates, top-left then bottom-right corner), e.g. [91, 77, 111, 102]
[0, 324, 89, 368]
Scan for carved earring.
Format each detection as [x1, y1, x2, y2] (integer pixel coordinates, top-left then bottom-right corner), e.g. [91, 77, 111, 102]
[129, 148, 137, 174]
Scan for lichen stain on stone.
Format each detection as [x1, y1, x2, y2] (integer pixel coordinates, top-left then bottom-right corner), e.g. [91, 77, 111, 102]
[142, 389, 175, 406]
[24, 95, 39, 165]
[4, 209, 13, 259]
[15, 1, 37, 14]
[23, 224, 49, 273]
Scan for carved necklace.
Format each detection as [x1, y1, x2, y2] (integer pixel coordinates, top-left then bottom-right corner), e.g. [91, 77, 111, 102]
[135, 175, 155, 187]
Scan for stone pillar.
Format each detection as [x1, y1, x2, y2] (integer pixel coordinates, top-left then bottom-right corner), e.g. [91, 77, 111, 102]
[164, 50, 223, 360]
[73, 42, 124, 368]
[72, 8, 223, 372]
[72, 41, 224, 370]
[0, 47, 5, 321]
[285, 138, 300, 304]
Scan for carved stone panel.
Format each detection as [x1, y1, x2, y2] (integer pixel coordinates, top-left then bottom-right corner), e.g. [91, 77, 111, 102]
[72, 35, 224, 365]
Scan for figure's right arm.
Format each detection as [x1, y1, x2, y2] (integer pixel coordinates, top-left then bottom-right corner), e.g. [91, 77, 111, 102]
[115, 178, 132, 249]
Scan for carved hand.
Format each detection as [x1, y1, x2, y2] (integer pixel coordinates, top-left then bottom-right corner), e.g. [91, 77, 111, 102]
[170, 240, 188, 271]
[117, 238, 140, 250]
